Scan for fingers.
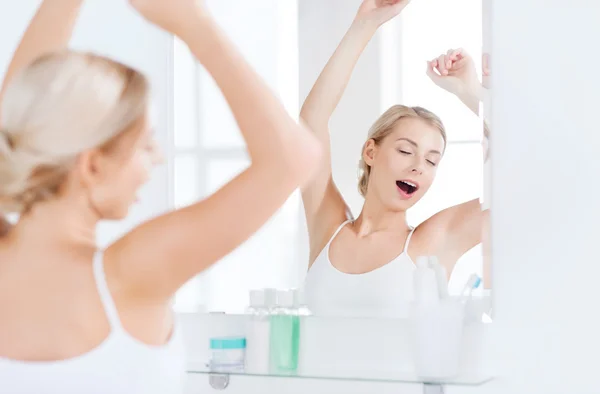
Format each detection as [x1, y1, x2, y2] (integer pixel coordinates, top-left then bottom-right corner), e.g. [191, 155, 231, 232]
[447, 48, 465, 62]
[429, 48, 468, 76]
[426, 60, 442, 83]
[436, 54, 449, 75]
[436, 53, 458, 75]
[482, 52, 491, 76]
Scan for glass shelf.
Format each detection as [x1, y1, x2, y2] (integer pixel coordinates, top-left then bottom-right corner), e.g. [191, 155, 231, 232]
[187, 364, 494, 387]
[181, 313, 494, 391]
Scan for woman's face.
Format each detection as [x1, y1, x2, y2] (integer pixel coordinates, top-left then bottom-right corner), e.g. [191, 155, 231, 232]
[363, 117, 445, 211]
[85, 112, 164, 220]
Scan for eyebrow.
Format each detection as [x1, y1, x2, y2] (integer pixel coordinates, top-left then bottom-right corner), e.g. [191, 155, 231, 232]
[396, 138, 442, 155]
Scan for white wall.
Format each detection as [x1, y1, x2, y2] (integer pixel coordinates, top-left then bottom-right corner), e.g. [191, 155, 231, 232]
[0, 0, 173, 247]
[484, 1, 600, 393]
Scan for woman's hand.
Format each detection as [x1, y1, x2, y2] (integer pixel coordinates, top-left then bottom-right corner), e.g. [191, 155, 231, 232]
[427, 48, 483, 114]
[426, 48, 481, 98]
[128, 0, 209, 39]
[354, 0, 411, 28]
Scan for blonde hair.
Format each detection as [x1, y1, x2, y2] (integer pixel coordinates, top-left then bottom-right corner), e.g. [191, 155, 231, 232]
[0, 51, 150, 230]
[358, 105, 446, 197]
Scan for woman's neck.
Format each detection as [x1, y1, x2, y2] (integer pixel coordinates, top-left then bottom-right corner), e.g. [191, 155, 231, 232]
[8, 197, 98, 253]
[354, 195, 409, 237]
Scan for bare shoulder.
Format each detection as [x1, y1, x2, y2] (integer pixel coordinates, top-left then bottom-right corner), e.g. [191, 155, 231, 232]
[102, 243, 174, 344]
[408, 199, 485, 272]
[406, 218, 447, 259]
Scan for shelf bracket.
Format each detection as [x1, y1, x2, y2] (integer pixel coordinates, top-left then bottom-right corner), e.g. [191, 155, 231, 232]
[423, 383, 445, 394]
[208, 373, 230, 390]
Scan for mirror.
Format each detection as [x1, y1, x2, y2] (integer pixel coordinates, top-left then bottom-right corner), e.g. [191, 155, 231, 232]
[481, 0, 492, 304]
[171, 0, 491, 319]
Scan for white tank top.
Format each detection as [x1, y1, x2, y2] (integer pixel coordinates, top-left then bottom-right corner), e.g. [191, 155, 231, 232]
[0, 251, 186, 394]
[304, 220, 416, 318]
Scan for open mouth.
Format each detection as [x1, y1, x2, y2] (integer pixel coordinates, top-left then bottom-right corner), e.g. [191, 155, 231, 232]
[396, 180, 419, 197]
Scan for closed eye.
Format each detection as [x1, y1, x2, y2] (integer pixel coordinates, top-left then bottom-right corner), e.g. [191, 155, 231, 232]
[398, 150, 411, 155]
[427, 160, 437, 166]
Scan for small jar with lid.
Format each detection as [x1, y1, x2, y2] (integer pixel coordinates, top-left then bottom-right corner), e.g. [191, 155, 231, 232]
[209, 337, 246, 373]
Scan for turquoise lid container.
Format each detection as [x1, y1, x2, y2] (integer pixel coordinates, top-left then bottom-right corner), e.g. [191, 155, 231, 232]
[209, 337, 246, 350]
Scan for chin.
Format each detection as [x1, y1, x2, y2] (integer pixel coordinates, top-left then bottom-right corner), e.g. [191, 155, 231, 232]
[104, 212, 128, 221]
[380, 197, 409, 212]
[389, 195, 422, 211]
[389, 202, 413, 212]
[106, 204, 134, 221]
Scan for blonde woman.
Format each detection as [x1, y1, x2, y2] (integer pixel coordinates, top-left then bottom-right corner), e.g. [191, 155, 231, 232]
[0, 0, 320, 392]
[301, 0, 487, 317]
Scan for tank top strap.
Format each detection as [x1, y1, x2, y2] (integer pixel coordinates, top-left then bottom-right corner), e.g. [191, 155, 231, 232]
[402, 227, 416, 254]
[93, 250, 123, 331]
[327, 219, 352, 247]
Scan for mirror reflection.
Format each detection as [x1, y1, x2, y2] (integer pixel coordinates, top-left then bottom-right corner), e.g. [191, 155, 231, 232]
[173, 0, 491, 317]
[172, 0, 491, 319]
[300, 0, 488, 318]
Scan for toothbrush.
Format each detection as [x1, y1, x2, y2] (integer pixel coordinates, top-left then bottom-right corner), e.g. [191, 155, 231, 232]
[460, 274, 483, 322]
[460, 274, 482, 298]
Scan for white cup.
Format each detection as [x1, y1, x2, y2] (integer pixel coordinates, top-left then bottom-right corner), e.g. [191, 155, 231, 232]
[409, 300, 466, 380]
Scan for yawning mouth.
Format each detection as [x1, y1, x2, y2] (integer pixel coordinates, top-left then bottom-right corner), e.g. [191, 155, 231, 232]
[396, 180, 419, 197]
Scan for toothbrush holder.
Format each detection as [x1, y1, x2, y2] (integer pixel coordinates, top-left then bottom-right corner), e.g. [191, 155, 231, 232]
[409, 299, 466, 380]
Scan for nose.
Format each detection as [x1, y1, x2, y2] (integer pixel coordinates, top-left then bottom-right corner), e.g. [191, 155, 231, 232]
[411, 159, 424, 175]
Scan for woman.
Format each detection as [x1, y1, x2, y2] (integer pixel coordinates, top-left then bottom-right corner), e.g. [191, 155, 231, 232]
[0, 0, 320, 392]
[301, 0, 487, 317]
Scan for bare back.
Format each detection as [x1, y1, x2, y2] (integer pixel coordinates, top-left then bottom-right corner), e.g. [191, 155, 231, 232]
[0, 245, 173, 362]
